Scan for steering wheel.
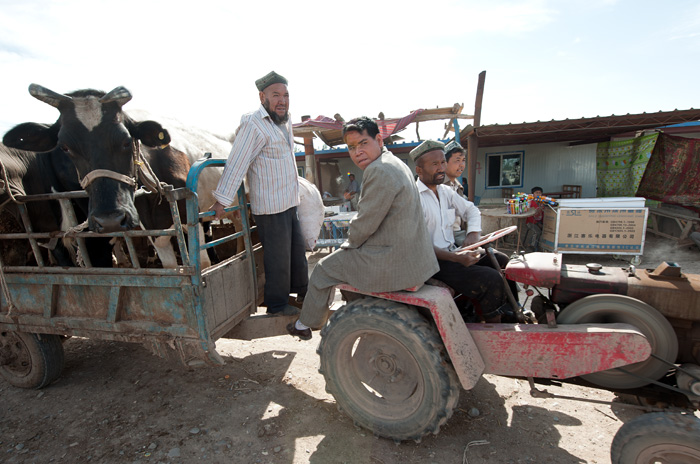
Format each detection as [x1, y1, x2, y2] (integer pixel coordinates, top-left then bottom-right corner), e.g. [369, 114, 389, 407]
[459, 226, 517, 251]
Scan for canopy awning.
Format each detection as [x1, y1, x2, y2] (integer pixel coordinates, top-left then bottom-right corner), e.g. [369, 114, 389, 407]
[293, 105, 473, 147]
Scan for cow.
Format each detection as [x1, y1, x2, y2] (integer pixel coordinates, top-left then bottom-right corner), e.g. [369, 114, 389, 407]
[0, 143, 75, 266]
[2, 84, 233, 268]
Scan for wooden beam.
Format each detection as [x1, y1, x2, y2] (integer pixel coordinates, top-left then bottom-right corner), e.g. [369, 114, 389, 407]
[468, 71, 486, 202]
[414, 113, 474, 123]
[301, 115, 317, 185]
[474, 71, 486, 127]
[467, 133, 478, 202]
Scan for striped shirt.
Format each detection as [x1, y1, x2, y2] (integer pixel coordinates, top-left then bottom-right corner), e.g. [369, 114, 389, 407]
[213, 104, 299, 215]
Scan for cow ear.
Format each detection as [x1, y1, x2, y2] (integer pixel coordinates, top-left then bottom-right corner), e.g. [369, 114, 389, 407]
[3, 122, 59, 152]
[132, 120, 171, 148]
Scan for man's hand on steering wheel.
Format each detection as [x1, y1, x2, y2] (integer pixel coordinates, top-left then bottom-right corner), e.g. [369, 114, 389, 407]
[451, 247, 481, 267]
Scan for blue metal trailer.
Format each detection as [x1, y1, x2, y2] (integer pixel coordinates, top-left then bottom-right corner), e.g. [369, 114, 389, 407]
[0, 156, 283, 388]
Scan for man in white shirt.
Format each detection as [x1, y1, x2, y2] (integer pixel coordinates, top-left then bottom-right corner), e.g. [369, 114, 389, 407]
[444, 140, 466, 198]
[412, 140, 517, 322]
[443, 140, 467, 245]
[210, 71, 307, 316]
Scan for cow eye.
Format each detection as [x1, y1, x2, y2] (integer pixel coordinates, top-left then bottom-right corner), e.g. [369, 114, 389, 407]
[59, 144, 70, 153]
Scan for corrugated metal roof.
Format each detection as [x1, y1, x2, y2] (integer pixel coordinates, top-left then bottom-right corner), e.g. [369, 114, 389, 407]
[468, 109, 700, 147]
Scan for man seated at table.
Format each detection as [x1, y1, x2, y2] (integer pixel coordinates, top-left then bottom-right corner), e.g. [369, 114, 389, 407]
[412, 140, 518, 322]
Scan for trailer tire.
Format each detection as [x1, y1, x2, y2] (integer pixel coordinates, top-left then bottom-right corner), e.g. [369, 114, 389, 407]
[0, 331, 64, 389]
[317, 298, 460, 442]
[557, 294, 677, 389]
[611, 412, 700, 464]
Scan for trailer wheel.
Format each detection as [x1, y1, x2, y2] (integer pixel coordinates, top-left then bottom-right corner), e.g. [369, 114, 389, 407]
[611, 412, 700, 464]
[317, 298, 460, 442]
[0, 331, 64, 389]
[557, 294, 677, 389]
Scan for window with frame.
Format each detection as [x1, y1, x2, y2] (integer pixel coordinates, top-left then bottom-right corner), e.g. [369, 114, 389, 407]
[486, 151, 523, 188]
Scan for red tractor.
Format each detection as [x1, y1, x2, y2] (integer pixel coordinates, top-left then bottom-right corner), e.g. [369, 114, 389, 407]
[315, 227, 700, 463]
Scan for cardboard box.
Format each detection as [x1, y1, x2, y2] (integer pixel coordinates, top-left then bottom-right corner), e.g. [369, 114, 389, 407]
[541, 207, 648, 254]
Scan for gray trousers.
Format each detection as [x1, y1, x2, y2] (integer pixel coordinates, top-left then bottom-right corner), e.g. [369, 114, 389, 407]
[298, 250, 348, 328]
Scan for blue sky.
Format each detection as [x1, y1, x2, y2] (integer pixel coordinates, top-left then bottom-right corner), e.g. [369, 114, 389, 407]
[1, 0, 698, 143]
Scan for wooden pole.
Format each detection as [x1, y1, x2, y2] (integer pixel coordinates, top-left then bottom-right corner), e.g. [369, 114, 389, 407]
[467, 71, 486, 202]
[452, 118, 461, 141]
[301, 115, 318, 188]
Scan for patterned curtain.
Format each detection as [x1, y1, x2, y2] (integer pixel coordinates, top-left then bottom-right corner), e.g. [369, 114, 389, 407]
[636, 133, 700, 213]
[596, 133, 659, 197]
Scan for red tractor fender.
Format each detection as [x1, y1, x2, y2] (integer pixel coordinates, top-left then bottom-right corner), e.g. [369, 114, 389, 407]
[336, 283, 486, 390]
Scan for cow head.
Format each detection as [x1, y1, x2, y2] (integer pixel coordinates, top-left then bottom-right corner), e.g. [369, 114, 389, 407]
[2, 84, 172, 233]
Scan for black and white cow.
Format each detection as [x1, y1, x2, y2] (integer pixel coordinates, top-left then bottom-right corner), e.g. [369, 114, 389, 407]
[0, 143, 75, 266]
[2, 84, 231, 268]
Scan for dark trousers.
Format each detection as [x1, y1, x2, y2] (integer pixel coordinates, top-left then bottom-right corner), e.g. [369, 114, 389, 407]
[480, 249, 520, 302]
[434, 250, 516, 320]
[253, 207, 308, 313]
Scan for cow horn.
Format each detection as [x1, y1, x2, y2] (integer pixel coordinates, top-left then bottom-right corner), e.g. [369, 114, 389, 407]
[100, 86, 132, 107]
[28, 83, 72, 108]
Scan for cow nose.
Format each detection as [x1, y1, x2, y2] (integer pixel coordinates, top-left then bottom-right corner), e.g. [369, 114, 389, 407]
[92, 211, 130, 233]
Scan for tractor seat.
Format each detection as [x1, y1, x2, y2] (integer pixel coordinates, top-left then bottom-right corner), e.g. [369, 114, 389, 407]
[403, 284, 422, 292]
[426, 278, 456, 297]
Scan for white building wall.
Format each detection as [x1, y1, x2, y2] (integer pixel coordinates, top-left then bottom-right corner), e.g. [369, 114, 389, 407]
[475, 142, 598, 204]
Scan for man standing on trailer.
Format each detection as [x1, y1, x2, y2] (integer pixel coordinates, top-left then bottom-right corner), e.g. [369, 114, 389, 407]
[210, 71, 307, 316]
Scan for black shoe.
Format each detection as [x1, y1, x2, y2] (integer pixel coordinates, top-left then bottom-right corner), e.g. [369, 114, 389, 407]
[286, 322, 312, 340]
[267, 305, 300, 316]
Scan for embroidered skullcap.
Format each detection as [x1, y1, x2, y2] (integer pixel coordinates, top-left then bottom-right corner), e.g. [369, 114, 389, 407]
[255, 71, 288, 91]
[410, 140, 445, 162]
[445, 140, 465, 155]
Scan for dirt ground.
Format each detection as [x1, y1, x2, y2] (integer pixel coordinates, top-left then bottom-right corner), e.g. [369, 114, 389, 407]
[1, 234, 699, 464]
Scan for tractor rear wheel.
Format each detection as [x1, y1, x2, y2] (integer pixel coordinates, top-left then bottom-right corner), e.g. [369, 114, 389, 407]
[557, 294, 677, 389]
[317, 298, 460, 442]
[0, 331, 64, 389]
[611, 412, 700, 463]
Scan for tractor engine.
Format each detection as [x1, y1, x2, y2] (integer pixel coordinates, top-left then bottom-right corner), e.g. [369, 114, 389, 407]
[506, 253, 700, 366]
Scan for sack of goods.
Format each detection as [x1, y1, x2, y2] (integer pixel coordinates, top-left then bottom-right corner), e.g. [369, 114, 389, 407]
[297, 177, 325, 250]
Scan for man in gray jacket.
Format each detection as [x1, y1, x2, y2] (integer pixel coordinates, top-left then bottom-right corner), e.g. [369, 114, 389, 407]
[288, 117, 439, 340]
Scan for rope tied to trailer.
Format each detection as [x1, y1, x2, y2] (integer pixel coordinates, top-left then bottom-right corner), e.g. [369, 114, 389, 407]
[60, 220, 90, 267]
[0, 158, 27, 312]
[0, 158, 25, 205]
[133, 140, 169, 205]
